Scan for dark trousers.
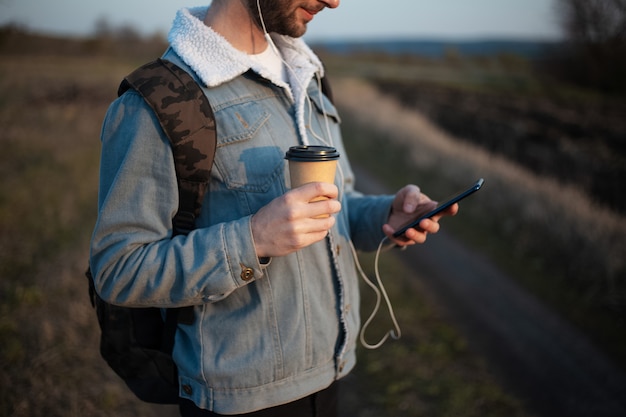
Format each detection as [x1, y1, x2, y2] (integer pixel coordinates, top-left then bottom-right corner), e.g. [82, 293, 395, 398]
[179, 382, 338, 417]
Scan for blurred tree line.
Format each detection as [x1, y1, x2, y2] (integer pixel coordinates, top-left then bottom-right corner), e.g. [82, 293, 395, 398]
[83, 17, 168, 59]
[0, 18, 167, 61]
[549, 0, 626, 96]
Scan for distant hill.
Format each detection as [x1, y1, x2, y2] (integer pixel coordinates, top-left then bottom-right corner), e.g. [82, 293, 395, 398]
[311, 38, 561, 59]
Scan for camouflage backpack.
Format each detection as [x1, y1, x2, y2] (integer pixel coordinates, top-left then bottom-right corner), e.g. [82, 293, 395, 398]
[85, 58, 216, 404]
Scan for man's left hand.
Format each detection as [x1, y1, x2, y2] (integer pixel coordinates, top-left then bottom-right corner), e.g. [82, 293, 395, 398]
[382, 184, 458, 247]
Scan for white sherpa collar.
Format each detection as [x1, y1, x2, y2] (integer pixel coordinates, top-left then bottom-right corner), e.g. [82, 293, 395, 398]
[168, 6, 325, 144]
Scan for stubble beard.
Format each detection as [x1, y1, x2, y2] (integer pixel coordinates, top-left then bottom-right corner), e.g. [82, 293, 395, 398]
[246, 0, 307, 38]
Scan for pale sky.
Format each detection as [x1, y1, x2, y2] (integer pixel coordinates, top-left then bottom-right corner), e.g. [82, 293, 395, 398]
[0, 0, 563, 41]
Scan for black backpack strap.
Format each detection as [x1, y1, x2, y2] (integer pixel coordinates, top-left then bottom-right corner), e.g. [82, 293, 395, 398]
[320, 74, 334, 105]
[119, 58, 217, 236]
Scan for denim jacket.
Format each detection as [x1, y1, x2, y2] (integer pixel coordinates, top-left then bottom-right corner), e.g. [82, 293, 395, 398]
[89, 6, 394, 414]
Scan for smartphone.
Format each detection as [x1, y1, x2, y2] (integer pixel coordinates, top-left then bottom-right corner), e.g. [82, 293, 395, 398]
[392, 178, 484, 238]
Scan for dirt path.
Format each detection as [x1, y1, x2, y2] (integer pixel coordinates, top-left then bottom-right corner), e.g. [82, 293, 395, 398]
[353, 165, 626, 417]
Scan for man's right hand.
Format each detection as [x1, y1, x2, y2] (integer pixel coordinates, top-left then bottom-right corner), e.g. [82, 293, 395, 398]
[251, 182, 341, 258]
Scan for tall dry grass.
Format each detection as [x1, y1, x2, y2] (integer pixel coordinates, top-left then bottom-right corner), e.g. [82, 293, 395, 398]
[334, 76, 626, 363]
[0, 54, 178, 417]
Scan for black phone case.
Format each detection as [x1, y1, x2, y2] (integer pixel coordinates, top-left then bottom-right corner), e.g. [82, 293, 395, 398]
[392, 178, 484, 238]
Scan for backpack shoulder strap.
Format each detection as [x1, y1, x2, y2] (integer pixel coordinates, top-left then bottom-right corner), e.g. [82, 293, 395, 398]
[320, 74, 334, 105]
[118, 59, 216, 325]
[119, 58, 217, 236]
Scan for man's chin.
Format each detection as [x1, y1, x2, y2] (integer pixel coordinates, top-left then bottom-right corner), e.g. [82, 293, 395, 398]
[291, 23, 308, 38]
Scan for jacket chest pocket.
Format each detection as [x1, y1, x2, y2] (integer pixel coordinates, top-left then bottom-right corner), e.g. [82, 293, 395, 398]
[212, 101, 290, 193]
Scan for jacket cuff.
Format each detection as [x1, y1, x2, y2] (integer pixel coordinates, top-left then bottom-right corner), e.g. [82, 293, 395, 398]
[222, 215, 267, 287]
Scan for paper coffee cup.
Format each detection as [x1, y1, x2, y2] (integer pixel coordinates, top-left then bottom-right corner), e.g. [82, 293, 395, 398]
[285, 146, 340, 217]
[285, 146, 340, 189]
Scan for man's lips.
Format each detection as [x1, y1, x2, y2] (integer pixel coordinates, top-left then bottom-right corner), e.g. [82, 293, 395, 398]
[299, 7, 321, 22]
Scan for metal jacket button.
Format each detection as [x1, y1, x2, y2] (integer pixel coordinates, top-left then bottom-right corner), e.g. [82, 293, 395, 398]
[240, 263, 255, 281]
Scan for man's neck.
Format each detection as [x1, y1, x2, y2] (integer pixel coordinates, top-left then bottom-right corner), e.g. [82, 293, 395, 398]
[203, 0, 268, 54]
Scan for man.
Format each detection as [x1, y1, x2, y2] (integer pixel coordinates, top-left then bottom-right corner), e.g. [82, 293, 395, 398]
[89, 1, 457, 415]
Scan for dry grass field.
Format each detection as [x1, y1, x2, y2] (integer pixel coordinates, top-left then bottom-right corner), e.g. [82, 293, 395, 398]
[3, 32, 625, 416]
[324, 52, 626, 372]
[0, 53, 181, 417]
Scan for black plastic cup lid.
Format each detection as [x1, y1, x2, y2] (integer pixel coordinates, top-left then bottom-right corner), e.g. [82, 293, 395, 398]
[285, 146, 340, 162]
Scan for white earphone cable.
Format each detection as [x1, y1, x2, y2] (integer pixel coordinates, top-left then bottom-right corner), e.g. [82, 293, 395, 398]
[255, 1, 344, 193]
[351, 237, 402, 350]
[256, 1, 399, 349]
